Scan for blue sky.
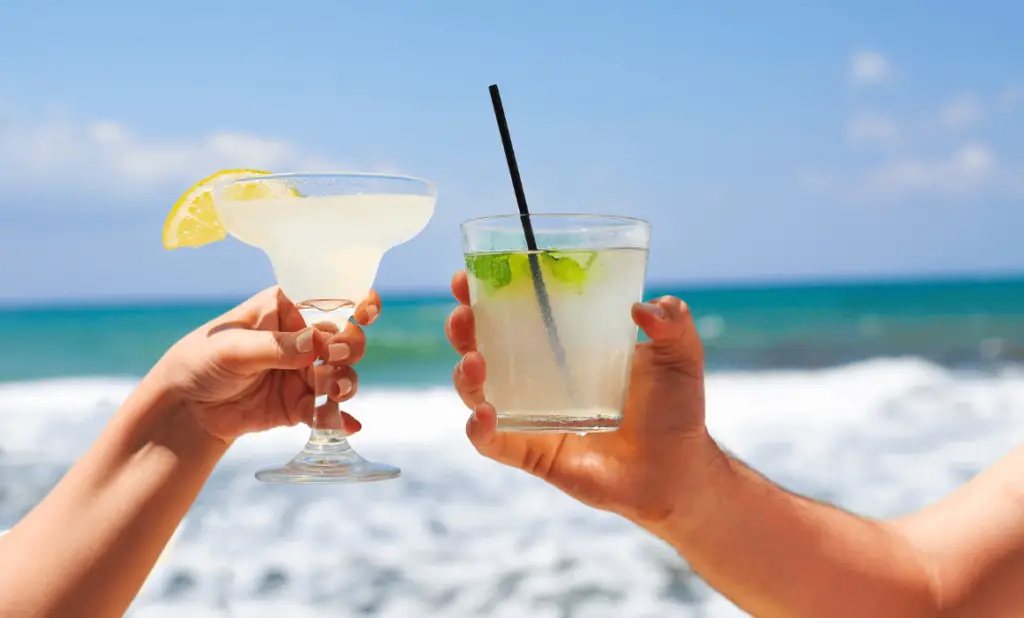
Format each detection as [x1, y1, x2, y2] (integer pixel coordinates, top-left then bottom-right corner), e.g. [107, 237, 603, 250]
[0, 1, 1021, 303]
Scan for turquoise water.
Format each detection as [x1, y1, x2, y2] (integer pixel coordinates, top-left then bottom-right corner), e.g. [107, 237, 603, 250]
[3, 277, 1024, 617]
[2, 276, 1022, 385]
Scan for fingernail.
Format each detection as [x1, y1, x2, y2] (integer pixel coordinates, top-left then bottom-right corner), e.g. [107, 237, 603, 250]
[328, 342, 350, 362]
[366, 304, 379, 323]
[296, 329, 314, 353]
[336, 378, 353, 398]
[637, 302, 664, 319]
[456, 359, 464, 375]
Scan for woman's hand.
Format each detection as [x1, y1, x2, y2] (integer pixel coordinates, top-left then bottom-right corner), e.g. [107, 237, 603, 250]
[154, 286, 381, 444]
[0, 285, 386, 618]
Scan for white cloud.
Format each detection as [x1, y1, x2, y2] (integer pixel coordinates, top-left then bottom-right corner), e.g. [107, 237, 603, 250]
[848, 50, 892, 87]
[846, 112, 902, 149]
[805, 64, 1024, 204]
[860, 142, 1000, 201]
[0, 110, 349, 202]
[936, 95, 983, 130]
[800, 143, 1022, 204]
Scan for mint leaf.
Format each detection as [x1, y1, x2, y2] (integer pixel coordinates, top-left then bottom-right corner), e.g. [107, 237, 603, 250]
[466, 253, 513, 290]
[467, 250, 598, 294]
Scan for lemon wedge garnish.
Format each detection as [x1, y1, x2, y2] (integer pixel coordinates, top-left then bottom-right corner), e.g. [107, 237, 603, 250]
[162, 168, 273, 250]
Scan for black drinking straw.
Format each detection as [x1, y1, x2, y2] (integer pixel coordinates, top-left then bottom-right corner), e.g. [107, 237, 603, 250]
[488, 84, 568, 371]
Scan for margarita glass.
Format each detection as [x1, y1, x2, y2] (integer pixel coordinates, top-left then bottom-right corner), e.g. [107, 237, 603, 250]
[212, 172, 436, 483]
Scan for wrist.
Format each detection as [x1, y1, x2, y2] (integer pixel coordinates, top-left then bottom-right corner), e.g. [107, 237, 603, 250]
[113, 365, 229, 464]
[633, 430, 737, 537]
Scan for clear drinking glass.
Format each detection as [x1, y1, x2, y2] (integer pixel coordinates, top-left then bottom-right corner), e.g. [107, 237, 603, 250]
[461, 214, 650, 433]
[213, 172, 436, 482]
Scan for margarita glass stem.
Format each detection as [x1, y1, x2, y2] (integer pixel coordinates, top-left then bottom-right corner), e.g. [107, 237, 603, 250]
[253, 330, 400, 483]
[295, 358, 363, 466]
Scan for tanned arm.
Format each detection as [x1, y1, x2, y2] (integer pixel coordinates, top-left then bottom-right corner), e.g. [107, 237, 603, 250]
[643, 438, 1024, 617]
[0, 367, 226, 618]
[892, 445, 1024, 617]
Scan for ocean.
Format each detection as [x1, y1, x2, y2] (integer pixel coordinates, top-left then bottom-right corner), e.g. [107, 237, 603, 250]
[2, 276, 1024, 617]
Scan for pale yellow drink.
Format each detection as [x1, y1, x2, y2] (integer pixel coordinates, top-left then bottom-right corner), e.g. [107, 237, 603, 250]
[215, 192, 434, 326]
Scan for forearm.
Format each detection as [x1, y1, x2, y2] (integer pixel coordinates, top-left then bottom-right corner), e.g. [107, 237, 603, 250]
[0, 368, 227, 617]
[891, 445, 1024, 617]
[643, 439, 938, 617]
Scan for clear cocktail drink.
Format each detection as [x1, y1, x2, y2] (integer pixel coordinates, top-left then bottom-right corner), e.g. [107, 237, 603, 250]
[462, 214, 650, 433]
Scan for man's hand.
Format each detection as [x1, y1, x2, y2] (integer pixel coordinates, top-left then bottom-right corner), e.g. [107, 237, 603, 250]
[445, 270, 723, 524]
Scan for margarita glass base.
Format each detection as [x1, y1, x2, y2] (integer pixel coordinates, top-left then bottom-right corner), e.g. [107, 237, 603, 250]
[254, 433, 401, 484]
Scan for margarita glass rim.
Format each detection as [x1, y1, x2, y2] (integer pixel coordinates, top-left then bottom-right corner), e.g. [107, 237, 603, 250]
[214, 171, 437, 195]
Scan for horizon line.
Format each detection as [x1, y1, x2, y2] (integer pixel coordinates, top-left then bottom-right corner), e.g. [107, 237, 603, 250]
[2, 268, 1023, 311]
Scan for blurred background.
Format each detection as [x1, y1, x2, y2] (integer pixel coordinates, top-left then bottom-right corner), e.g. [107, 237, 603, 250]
[1, 1, 1022, 616]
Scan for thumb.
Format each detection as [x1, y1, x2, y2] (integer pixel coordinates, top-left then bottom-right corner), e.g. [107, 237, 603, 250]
[218, 327, 324, 373]
[466, 403, 565, 479]
[631, 296, 704, 378]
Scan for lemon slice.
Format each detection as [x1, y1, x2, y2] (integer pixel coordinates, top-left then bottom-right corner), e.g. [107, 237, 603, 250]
[162, 168, 272, 250]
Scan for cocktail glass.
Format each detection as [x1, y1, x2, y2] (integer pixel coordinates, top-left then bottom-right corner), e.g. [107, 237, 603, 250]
[461, 214, 650, 433]
[213, 172, 436, 483]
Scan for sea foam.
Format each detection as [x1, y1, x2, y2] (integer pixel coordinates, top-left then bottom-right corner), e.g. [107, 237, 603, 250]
[2, 358, 1023, 617]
